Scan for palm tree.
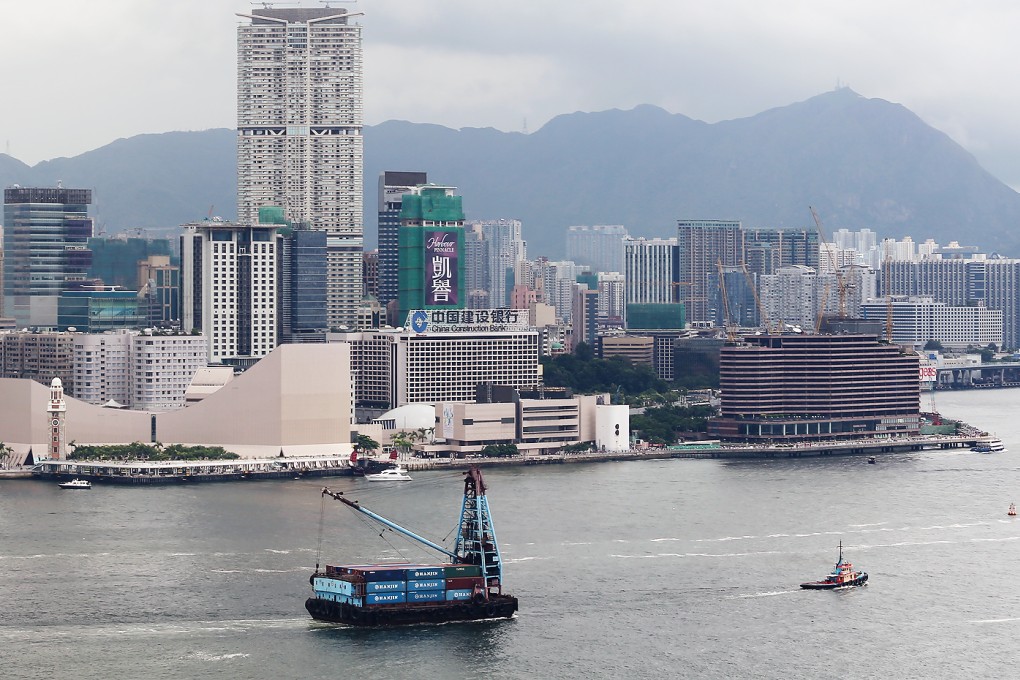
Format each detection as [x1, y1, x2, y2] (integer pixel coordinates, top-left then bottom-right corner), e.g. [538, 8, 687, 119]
[391, 431, 414, 459]
[0, 442, 13, 470]
[354, 434, 380, 458]
[414, 427, 434, 445]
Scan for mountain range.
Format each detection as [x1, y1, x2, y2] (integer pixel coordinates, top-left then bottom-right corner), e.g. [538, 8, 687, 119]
[2, 87, 1020, 259]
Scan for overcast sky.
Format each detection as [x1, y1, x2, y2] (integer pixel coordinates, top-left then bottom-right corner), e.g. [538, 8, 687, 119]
[3, 1, 1020, 187]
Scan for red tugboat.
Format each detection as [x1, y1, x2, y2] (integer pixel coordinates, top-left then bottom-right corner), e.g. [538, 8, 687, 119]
[800, 542, 868, 590]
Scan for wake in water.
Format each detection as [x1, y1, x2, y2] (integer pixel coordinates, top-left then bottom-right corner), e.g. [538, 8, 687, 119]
[0, 618, 310, 643]
[607, 550, 783, 562]
[727, 590, 799, 599]
[182, 652, 250, 662]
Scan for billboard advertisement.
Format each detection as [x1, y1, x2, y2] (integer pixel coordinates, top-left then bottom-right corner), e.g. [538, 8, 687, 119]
[424, 230, 459, 306]
[408, 309, 530, 334]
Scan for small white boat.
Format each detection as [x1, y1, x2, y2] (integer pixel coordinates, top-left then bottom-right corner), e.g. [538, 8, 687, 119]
[58, 478, 92, 490]
[973, 439, 1006, 453]
[365, 466, 412, 482]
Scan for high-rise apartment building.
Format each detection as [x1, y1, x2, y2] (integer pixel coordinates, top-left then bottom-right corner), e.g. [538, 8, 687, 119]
[884, 258, 1020, 349]
[566, 225, 628, 274]
[138, 255, 180, 327]
[378, 171, 427, 306]
[3, 187, 94, 328]
[759, 265, 821, 329]
[677, 220, 742, 324]
[597, 272, 626, 324]
[529, 259, 584, 323]
[742, 228, 819, 276]
[463, 223, 488, 308]
[0, 330, 75, 392]
[570, 285, 599, 350]
[72, 330, 207, 411]
[180, 221, 279, 364]
[476, 219, 526, 308]
[362, 249, 379, 300]
[860, 297, 1003, 349]
[624, 237, 677, 304]
[236, 6, 364, 330]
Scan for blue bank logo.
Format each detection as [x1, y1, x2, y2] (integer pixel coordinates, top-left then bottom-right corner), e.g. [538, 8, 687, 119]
[410, 311, 428, 334]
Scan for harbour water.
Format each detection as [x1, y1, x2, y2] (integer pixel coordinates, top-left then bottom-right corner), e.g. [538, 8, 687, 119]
[3, 388, 1020, 679]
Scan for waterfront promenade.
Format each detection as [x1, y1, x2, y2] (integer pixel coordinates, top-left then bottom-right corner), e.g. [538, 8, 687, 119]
[4, 431, 996, 485]
[403, 432, 994, 471]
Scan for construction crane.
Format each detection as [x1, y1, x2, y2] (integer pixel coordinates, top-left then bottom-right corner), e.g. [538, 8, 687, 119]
[809, 206, 851, 320]
[883, 257, 894, 343]
[741, 263, 771, 334]
[716, 260, 738, 342]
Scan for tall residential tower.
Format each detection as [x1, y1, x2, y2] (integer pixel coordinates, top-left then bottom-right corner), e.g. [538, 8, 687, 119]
[236, 6, 364, 330]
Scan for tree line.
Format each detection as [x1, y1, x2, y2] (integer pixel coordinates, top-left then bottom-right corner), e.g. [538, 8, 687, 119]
[69, 442, 238, 461]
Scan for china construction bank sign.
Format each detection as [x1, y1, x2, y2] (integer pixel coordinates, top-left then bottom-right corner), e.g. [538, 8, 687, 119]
[408, 309, 531, 334]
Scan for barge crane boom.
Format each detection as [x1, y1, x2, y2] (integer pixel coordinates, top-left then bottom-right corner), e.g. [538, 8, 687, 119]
[321, 487, 459, 560]
[321, 467, 505, 592]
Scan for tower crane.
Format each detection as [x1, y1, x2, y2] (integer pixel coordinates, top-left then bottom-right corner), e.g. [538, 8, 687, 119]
[741, 263, 771, 334]
[809, 206, 851, 320]
[716, 260, 738, 342]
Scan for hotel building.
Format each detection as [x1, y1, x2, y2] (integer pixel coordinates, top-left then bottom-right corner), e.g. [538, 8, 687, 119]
[331, 323, 540, 412]
[181, 221, 278, 364]
[709, 333, 920, 442]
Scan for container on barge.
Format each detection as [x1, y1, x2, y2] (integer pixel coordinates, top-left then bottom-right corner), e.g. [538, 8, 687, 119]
[306, 466, 518, 626]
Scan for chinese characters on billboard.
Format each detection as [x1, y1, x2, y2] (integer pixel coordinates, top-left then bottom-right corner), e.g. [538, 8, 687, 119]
[407, 309, 531, 333]
[425, 230, 458, 306]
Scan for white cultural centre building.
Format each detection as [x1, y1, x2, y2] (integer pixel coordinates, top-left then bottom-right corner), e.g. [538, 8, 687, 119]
[0, 344, 355, 464]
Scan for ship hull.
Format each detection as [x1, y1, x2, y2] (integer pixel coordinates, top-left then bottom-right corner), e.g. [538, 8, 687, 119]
[800, 573, 868, 589]
[305, 594, 518, 626]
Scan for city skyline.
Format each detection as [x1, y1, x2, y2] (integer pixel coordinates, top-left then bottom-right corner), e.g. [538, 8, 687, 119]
[3, 1, 1020, 193]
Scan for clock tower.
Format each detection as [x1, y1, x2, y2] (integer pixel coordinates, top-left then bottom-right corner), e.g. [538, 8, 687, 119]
[46, 377, 67, 461]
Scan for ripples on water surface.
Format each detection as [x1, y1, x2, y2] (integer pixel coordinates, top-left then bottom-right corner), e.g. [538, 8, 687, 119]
[3, 390, 1020, 679]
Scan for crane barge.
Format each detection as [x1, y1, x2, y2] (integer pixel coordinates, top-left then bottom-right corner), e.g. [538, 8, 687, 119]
[305, 466, 519, 626]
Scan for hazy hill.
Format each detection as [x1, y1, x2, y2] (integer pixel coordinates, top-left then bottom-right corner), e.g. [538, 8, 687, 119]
[3, 88, 1020, 258]
[0, 129, 237, 233]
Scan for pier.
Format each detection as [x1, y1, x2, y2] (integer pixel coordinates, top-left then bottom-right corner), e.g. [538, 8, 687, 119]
[401, 433, 996, 470]
[15, 433, 998, 484]
[31, 454, 366, 485]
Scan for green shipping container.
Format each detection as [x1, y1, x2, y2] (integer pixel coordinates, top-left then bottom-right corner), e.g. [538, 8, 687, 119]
[444, 564, 482, 578]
